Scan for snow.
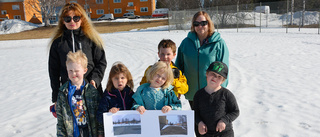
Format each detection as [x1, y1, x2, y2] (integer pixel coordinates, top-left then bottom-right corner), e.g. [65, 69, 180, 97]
[1, 14, 320, 137]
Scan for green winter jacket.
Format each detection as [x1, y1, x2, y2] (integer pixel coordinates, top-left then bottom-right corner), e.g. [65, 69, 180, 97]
[175, 31, 229, 101]
[56, 81, 100, 137]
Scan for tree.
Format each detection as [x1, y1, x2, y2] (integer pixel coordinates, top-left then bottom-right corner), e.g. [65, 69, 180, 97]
[25, 0, 65, 26]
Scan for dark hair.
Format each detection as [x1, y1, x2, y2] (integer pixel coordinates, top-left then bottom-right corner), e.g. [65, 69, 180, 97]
[158, 39, 176, 54]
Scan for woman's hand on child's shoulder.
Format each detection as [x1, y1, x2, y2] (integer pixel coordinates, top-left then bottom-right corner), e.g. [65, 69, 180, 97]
[137, 106, 146, 115]
[161, 106, 172, 113]
[109, 107, 120, 113]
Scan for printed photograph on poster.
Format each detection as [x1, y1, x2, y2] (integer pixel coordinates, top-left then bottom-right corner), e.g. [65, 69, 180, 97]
[103, 110, 194, 137]
[159, 114, 188, 135]
[112, 114, 141, 135]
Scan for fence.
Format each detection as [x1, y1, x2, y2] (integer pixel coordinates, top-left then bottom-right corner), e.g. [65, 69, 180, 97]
[168, 1, 320, 34]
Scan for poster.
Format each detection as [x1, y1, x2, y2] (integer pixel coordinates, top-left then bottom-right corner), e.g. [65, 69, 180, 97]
[103, 110, 194, 137]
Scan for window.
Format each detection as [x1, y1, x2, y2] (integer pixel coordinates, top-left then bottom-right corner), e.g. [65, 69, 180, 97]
[96, 9, 104, 14]
[140, 7, 148, 12]
[140, 0, 148, 1]
[1, 10, 7, 15]
[12, 5, 20, 10]
[128, 2, 133, 6]
[49, 17, 57, 21]
[96, 0, 103, 4]
[14, 15, 21, 19]
[114, 8, 122, 14]
[114, 0, 121, 3]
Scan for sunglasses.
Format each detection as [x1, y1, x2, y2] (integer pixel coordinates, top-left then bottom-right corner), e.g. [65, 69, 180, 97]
[63, 16, 81, 23]
[193, 21, 208, 27]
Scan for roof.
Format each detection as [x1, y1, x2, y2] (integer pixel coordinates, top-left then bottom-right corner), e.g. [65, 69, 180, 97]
[0, 0, 24, 2]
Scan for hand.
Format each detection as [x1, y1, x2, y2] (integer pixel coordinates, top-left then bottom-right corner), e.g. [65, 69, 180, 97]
[198, 121, 207, 135]
[137, 106, 146, 114]
[216, 120, 226, 132]
[98, 135, 104, 137]
[161, 106, 172, 113]
[90, 80, 96, 88]
[109, 107, 120, 113]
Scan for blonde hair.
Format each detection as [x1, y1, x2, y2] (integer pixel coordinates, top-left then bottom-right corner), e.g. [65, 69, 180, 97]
[146, 61, 174, 89]
[158, 39, 176, 54]
[66, 50, 88, 69]
[49, 3, 104, 49]
[106, 62, 134, 92]
[191, 11, 215, 36]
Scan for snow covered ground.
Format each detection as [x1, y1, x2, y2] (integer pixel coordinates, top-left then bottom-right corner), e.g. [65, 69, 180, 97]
[1, 15, 320, 137]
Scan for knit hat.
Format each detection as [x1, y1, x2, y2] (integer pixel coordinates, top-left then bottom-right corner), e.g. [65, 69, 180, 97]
[206, 61, 228, 79]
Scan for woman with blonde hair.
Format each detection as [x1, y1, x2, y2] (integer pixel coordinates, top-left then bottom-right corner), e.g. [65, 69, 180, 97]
[48, 3, 107, 108]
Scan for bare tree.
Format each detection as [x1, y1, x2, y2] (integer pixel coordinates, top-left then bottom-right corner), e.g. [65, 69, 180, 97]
[25, 0, 65, 26]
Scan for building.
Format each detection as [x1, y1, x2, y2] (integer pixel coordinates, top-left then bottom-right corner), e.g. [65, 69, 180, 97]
[66, 0, 155, 19]
[0, 0, 42, 23]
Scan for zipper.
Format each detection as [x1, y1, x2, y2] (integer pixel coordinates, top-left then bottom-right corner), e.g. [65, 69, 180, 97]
[118, 90, 126, 110]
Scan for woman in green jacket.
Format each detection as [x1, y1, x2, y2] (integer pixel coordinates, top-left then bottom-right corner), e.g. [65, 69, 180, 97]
[175, 11, 229, 109]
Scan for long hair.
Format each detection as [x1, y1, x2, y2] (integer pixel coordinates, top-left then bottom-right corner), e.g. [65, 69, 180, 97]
[146, 61, 174, 89]
[106, 62, 134, 92]
[191, 11, 215, 36]
[49, 3, 104, 49]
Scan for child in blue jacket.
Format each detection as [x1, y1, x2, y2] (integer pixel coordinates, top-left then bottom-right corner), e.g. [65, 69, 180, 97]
[132, 61, 181, 114]
[96, 62, 134, 136]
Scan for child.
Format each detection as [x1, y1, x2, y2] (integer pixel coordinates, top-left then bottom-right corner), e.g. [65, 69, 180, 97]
[96, 62, 134, 136]
[193, 61, 239, 137]
[140, 39, 188, 99]
[56, 51, 100, 137]
[133, 61, 181, 114]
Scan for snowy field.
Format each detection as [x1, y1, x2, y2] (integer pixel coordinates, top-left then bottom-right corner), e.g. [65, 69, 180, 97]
[1, 15, 320, 137]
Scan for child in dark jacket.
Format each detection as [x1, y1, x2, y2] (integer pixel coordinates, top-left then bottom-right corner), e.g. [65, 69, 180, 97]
[96, 62, 134, 136]
[194, 61, 239, 137]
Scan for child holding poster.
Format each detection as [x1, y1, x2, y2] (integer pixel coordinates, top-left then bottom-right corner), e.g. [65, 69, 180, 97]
[132, 61, 181, 114]
[194, 61, 239, 137]
[96, 62, 135, 136]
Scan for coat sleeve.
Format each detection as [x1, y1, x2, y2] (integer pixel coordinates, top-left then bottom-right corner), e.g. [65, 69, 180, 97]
[96, 92, 109, 135]
[168, 89, 182, 110]
[131, 85, 146, 110]
[193, 90, 202, 125]
[175, 41, 185, 74]
[49, 41, 61, 103]
[217, 39, 229, 87]
[56, 93, 67, 136]
[87, 43, 107, 88]
[220, 91, 239, 125]
[172, 70, 189, 96]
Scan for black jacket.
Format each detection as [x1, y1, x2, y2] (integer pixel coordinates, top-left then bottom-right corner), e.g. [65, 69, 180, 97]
[194, 87, 239, 135]
[49, 28, 107, 102]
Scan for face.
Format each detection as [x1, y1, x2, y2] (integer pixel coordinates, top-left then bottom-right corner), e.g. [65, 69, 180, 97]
[150, 70, 167, 88]
[194, 15, 208, 37]
[67, 62, 87, 86]
[112, 73, 128, 91]
[206, 71, 224, 89]
[63, 10, 82, 30]
[158, 47, 176, 65]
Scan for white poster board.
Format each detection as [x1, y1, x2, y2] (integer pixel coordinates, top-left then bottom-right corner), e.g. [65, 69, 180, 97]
[103, 110, 194, 137]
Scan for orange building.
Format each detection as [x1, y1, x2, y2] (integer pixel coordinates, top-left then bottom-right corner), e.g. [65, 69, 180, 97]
[66, 0, 155, 19]
[0, 0, 42, 23]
